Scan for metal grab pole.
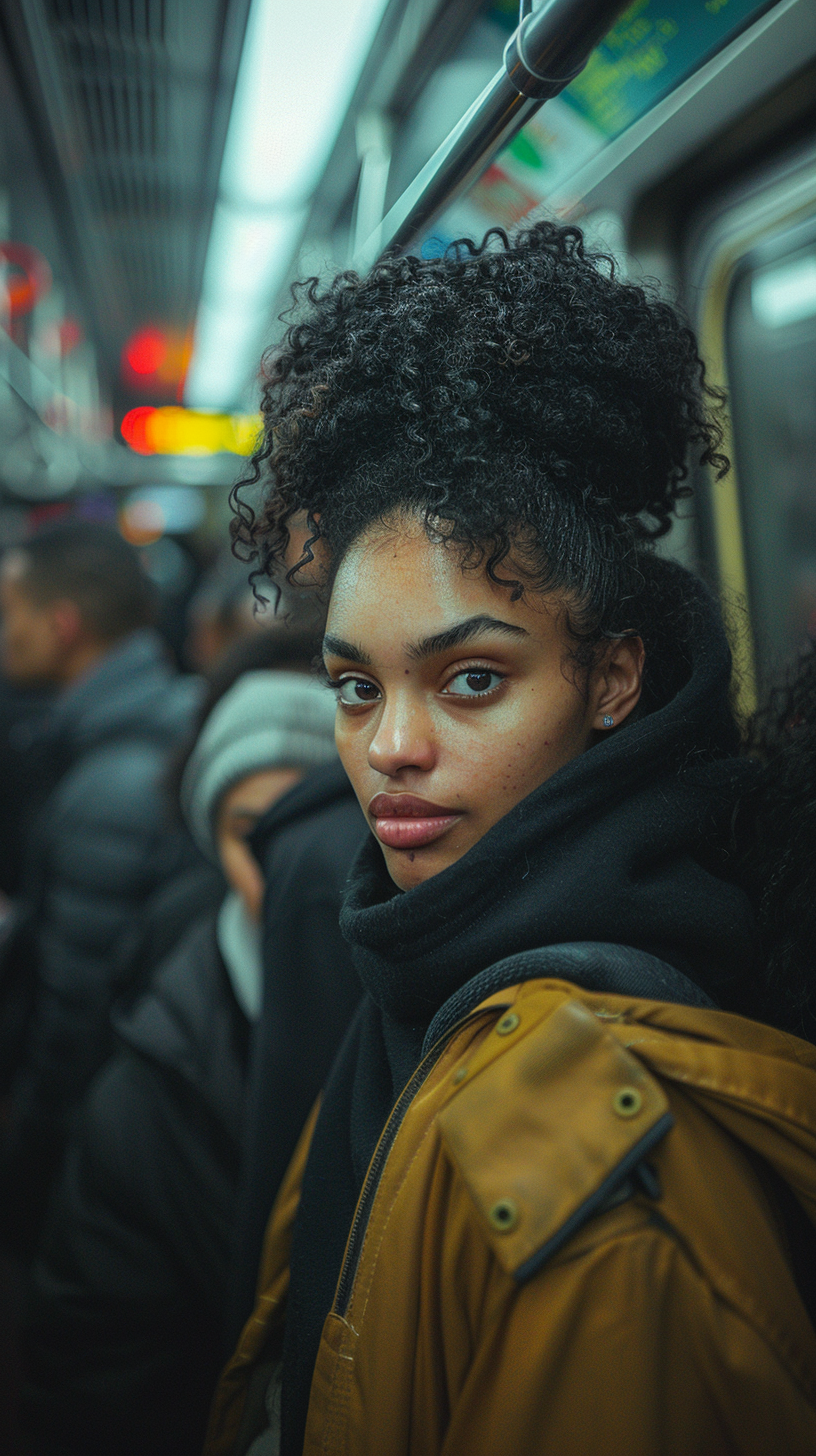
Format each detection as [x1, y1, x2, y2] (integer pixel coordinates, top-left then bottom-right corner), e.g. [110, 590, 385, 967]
[354, 0, 627, 270]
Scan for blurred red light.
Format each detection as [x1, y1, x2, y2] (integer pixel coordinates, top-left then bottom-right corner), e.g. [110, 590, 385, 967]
[124, 327, 167, 375]
[59, 318, 84, 354]
[0, 242, 52, 317]
[120, 405, 158, 454]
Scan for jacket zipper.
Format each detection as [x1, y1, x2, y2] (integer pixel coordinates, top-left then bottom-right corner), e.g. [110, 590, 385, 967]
[334, 1003, 508, 1318]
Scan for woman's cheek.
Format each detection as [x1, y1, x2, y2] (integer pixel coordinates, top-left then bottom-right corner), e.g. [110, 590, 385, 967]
[445, 692, 528, 746]
[334, 711, 372, 784]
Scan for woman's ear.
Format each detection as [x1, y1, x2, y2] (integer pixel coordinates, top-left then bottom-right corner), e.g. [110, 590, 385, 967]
[590, 636, 645, 731]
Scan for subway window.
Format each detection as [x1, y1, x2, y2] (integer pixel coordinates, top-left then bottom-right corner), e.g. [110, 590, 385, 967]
[726, 221, 816, 684]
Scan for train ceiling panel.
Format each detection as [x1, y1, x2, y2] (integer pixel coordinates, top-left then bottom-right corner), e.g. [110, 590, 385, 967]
[2, 0, 248, 381]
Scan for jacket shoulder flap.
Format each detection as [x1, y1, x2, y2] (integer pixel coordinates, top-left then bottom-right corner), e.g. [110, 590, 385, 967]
[437, 995, 673, 1283]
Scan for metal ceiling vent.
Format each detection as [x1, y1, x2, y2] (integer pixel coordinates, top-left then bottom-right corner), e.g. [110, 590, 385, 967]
[49, 0, 169, 166]
[15, 0, 239, 343]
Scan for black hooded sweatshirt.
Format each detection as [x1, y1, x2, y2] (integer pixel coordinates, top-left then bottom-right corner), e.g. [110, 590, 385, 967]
[280, 561, 759, 1456]
[227, 763, 367, 1345]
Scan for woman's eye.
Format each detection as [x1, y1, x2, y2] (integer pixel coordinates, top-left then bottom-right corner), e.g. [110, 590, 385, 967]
[444, 669, 504, 698]
[336, 677, 382, 706]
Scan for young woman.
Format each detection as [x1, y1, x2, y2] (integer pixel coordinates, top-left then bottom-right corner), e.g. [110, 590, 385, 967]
[207, 223, 816, 1456]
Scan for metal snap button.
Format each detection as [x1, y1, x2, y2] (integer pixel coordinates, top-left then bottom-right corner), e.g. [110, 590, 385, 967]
[495, 1011, 520, 1036]
[488, 1198, 519, 1232]
[613, 1086, 643, 1118]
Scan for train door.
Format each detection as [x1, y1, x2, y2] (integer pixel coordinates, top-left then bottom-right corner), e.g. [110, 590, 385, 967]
[685, 131, 816, 705]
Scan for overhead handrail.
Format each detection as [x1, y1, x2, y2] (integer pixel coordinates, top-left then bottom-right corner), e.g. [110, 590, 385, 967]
[354, 0, 627, 269]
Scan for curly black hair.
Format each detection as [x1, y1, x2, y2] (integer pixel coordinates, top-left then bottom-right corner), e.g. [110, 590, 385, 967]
[740, 644, 816, 1039]
[232, 220, 727, 690]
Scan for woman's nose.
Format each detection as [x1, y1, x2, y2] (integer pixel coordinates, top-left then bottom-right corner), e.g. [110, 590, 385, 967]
[367, 693, 436, 777]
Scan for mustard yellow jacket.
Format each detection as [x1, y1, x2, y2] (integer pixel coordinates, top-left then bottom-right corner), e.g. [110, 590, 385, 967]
[206, 980, 816, 1456]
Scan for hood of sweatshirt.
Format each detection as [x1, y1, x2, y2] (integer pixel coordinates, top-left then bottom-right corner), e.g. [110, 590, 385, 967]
[247, 759, 355, 866]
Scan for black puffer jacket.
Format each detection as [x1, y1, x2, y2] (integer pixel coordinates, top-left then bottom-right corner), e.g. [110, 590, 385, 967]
[1, 629, 199, 1244]
[110, 848, 225, 1003]
[0, 677, 53, 895]
[22, 912, 248, 1456]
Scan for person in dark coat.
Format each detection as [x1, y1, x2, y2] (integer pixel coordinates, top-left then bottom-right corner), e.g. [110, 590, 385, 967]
[109, 628, 342, 1011]
[227, 760, 367, 1342]
[0, 521, 200, 1246]
[0, 675, 53, 898]
[736, 639, 816, 1043]
[21, 651, 357, 1456]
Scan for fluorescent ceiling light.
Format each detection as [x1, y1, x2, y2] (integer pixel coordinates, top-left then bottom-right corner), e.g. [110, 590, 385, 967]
[220, 0, 392, 208]
[186, 209, 306, 408]
[185, 300, 267, 410]
[752, 254, 816, 329]
[187, 0, 391, 410]
[200, 204, 306, 305]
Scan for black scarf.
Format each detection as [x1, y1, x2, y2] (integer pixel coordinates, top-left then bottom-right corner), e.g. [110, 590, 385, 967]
[280, 564, 758, 1454]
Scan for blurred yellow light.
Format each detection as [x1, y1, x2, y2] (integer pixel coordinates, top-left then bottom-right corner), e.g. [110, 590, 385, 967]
[121, 405, 261, 456]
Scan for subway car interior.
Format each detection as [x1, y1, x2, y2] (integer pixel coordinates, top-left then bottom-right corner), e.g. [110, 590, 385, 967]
[0, 0, 816, 1451]
[0, 0, 812, 690]
[0, 0, 810, 688]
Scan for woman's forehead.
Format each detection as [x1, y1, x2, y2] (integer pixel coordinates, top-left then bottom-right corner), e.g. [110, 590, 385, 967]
[327, 527, 559, 657]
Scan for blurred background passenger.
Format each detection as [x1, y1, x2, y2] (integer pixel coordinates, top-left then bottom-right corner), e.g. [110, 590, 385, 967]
[110, 630, 328, 1007]
[0, 676, 53, 900]
[21, 633, 338, 1456]
[184, 554, 266, 673]
[227, 754, 368, 1344]
[0, 519, 200, 1251]
[739, 641, 816, 1045]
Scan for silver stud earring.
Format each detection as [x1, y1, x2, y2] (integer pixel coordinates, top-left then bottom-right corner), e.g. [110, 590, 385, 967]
[603, 715, 614, 728]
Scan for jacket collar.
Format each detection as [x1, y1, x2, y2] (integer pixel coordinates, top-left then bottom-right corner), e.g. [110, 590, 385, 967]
[422, 941, 716, 1057]
[50, 629, 199, 753]
[248, 759, 355, 865]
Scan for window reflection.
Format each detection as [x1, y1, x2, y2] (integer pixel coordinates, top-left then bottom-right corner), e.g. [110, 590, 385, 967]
[726, 231, 816, 686]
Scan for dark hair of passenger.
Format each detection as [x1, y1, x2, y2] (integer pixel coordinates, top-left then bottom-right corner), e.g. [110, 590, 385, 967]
[15, 519, 154, 642]
[232, 220, 728, 713]
[196, 624, 323, 723]
[742, 643, 816, 1040]
[167, 626, 323, 814]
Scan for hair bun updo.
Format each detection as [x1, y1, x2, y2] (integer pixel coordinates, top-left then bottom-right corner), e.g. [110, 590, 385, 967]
[233, 219, 727, 694]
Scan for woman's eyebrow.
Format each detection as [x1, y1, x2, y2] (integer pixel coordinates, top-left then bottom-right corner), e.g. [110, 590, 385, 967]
[322, 633, 372, 665]
[322, 617, 527, 667]
[407, 615, 529, 661]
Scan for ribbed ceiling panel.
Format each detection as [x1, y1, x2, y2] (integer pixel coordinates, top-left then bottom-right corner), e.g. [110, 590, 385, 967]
[26, 0, 233, 343]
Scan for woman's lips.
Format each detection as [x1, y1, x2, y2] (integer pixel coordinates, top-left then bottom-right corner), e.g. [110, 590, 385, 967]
[368, 793, 462, 850]
[374, 816, 460, 850]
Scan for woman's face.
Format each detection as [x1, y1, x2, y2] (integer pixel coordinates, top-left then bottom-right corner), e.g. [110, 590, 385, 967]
[216, 767, 303, 920]
[324, 517, 643, 891]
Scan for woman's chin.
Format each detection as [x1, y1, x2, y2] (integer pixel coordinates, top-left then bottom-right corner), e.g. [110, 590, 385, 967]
[380, 840, 460, 891]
